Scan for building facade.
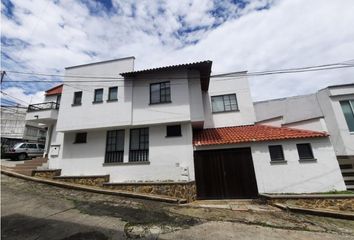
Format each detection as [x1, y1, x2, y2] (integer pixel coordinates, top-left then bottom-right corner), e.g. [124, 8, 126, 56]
[254, 84, 354, 190]
[25, 57, 346, 200]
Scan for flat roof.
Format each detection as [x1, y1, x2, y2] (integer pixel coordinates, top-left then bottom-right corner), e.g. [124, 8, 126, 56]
[65, 56, 135, 70]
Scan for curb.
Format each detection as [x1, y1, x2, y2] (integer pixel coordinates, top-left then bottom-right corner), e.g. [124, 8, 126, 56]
[1, 169, 186, 204]
[272, 203, 354, 220]
[260, 193, 354, 199]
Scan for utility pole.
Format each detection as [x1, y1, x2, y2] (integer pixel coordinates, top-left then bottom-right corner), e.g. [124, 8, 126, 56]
[0, 71, 6, 83]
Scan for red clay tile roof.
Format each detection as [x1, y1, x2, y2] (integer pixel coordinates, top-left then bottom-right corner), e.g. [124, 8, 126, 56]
[45, 84, 63, 96]
[193, 125, 328, 146]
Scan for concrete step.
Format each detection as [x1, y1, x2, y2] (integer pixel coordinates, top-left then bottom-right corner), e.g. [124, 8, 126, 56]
[11, 166, 41, 170]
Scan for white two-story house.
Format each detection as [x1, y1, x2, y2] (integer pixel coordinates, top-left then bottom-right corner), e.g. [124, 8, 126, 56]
[26, 57, 346, 201]
[254, 84, 354, 190]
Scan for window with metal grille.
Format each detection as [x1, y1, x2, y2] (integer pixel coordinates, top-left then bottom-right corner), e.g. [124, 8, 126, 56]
[74, 132, 87, 143]
[268, 145, 285, 161]
[94, 88, 103, 103]
[211, 94, 238, 113]
[150, 82, 171, 104]
[166, 125, 182, 137]
[105, 130, 125, 163]
[73, 91, 82, 105]
[108, 87, 118, 101]
[340, 100, 354, 132]
[129, 128, 149, 162]
[297, 143, 314, 160]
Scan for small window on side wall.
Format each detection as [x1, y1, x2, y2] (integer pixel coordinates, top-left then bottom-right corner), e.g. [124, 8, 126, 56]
[297, 143, 315, 160]
[108, 87, 118, 101]
[166, 125, 182, 137]
[73, 91, 82, 106]
[93, 88, 103, 103]
[74, 132, 87, 144]
[268, 145, 285, 162]
[211, 94, 238, 113]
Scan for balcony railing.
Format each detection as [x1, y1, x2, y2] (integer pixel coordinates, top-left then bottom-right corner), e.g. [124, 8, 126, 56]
[129, 150, 149, 162]
[27, 102, 59, 112]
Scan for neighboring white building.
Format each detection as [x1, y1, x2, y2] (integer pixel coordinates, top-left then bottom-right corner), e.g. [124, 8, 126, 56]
[25, 57, 346, 200]
[254, 84, 354, 190]
[1, 105, 46, 146]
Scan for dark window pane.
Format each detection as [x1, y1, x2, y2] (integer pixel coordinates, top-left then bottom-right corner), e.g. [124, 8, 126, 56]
[75, 132, 87, 143]
[105, 130, 124, 163]
[130, 129, 140, 150]
[94, 89, 103, 102]
[108, 87, 118, 100]
[269, 145, 285, 161]
[150, 83, 161, 103]
[129, 128, 149, 162]
[73, 91, 82, 105]
[166, 125, 182, 137]
[340, 100, 354, 132]
[297, 143, 314, 160]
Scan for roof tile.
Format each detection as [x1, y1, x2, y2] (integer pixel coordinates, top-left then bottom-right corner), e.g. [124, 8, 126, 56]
[193, 125, 328, 146]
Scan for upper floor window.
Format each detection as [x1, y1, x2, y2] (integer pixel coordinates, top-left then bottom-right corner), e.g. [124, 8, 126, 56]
[108, 87, 118, 101]
[211, 94, 238, 113]
[74, 132, 87, 144]
[297, 143, 314, 160]
[150, 82, 171, 104]
[340, 100, 354, 132]
[93, 88, 103, 103]
[73, 91, 82, 106]
[268, 145, 285, 162]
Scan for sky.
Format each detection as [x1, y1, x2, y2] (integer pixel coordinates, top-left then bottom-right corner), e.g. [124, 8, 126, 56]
[1, 0, 354, 105]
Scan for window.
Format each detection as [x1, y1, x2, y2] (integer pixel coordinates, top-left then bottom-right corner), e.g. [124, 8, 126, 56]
[105, 130, 125, 163]
[297, 143, 314, 160]
[150, 82, 171, 104]
[129, 128, 149, 162]
[166, 125, 182, 137]
[94, 88, 103, 103]
[268, 145, 285, 161]
[38, 144, 45, 149]
[74, 132, 87, 143]
[73, 91, 82, 105]
[340, 100, 354, 132]
[108, 87, 118, 101]
[26, 126, 38, 137]
[211, 94, 238, 113]
[27, 143, 37, 149]
[19, 144, 28, 149]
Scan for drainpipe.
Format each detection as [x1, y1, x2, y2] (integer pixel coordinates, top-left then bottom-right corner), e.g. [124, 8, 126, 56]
[43, 124, 53, 158]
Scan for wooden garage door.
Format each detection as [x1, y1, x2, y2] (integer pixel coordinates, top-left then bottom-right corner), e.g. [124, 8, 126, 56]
[194, 148, 258, 199]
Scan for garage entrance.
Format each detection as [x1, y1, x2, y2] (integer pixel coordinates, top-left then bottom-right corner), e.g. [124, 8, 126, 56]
[194, 147, 258, 199]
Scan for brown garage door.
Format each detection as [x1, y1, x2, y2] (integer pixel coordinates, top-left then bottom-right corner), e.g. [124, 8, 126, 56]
[194, 148, 258, 199]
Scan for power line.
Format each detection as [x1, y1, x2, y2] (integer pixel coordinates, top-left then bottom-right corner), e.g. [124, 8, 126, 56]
[0, 91, 31, 105]
[2, 60, 354, 83]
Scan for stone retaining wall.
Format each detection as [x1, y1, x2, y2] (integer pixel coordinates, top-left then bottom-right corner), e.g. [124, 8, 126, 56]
[53, 175, 110, 187]
[104, 181, 197, 202]
[32, 169, 61, 179]
[270, 198, 354, 212]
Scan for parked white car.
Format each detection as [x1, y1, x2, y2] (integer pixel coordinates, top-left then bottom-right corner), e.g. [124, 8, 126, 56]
[5, 142, 45, 160]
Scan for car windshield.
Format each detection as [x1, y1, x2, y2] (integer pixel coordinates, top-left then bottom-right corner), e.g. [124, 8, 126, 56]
[13, 143, 24, 148]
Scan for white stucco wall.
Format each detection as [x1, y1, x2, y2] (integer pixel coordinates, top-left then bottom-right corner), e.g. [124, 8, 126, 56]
[204, 74, 256, 128]
[56, 58, 135, 132]
[283, 118, 328, 132]
[195, 138, 346, 193]
[317, 87, 354, 156]
[54, 122, 194, 182]
[131, 70, 192, 125]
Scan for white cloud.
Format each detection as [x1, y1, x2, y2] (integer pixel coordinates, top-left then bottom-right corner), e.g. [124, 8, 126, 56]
[1, 87, 45, 105]
[1, 0, 354, 102]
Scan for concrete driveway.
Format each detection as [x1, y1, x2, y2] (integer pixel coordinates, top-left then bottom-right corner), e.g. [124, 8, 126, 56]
[1, 174, 354, 240]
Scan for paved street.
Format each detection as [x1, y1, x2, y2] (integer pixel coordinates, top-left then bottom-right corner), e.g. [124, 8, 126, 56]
[1, 174, 354, 240]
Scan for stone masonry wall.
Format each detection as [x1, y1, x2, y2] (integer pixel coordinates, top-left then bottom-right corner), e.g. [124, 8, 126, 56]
[32, 169, 61, 179]
[53, 175, 110, 187]
[104, 181, 197, 202]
